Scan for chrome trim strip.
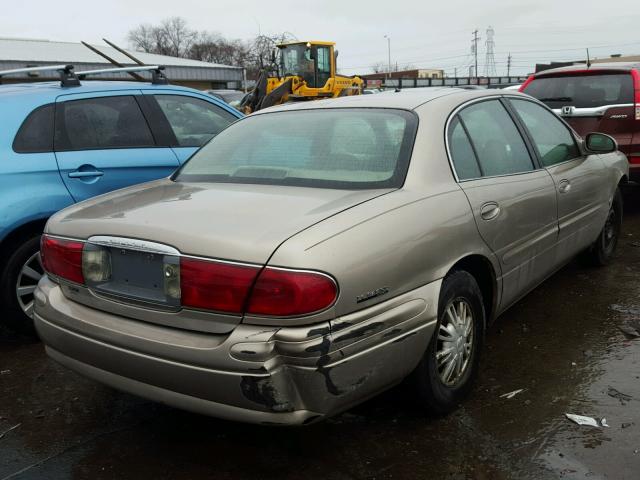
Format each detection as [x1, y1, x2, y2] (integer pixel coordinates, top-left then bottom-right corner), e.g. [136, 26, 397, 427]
[87, 236, 180, 256]
[551, 103, 634, 118]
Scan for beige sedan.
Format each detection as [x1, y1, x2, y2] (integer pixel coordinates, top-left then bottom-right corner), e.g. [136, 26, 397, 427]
[34, 89, 628, 425]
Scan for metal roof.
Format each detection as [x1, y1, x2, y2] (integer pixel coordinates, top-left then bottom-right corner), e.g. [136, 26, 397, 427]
[0, 37, 243, 82]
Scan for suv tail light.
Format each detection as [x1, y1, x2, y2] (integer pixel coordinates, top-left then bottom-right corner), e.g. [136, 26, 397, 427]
[247, 268, 338, 317]
[180, 258, 259, 313]
[632, 69, 640, 121]
[519, 75, 534, 92]
[41, 235, 85, 284]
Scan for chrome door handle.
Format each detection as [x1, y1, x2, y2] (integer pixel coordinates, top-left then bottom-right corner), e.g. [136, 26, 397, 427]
[558, 180, 571, 193]
[68, 170, 104, 178]
[480, 202, 501, 220]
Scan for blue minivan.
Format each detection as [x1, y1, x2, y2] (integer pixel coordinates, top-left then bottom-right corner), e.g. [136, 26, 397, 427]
[0, 67, 243, 333]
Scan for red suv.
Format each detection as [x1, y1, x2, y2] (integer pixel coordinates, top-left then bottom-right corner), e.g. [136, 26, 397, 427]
[520, 63, 640, 179]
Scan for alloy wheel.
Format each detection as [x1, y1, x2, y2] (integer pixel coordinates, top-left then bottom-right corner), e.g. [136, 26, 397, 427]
[16, 251, 44, 318]
[436, 298, 474, 387]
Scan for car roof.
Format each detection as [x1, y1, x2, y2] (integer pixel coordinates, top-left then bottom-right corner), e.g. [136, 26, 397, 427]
[0, 80, 217, 101]
[255, 87, 527, 113]
[534, 62, 640, 77]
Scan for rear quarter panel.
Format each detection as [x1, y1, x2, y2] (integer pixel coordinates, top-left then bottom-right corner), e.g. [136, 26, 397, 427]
[258, 96, 501, 325]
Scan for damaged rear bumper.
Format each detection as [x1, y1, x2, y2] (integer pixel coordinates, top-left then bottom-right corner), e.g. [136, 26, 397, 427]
[34, 276, 439, 425]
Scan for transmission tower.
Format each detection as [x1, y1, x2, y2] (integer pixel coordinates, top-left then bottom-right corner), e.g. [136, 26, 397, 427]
[470, 29, 480, 77]
[484, 26, 497, 77]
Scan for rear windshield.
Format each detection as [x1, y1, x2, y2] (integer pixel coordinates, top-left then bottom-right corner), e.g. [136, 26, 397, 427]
[524, 73, 634, 108]
[174, 108, 418, 189]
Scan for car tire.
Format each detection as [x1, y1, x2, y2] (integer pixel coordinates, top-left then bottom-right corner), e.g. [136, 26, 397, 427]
[588, 188, 622, 266]
[0, 234, 43, 335]
[413, 270, 485, 415]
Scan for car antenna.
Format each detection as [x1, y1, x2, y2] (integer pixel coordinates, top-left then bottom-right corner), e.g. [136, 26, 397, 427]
[586, 48, 591, 68]
[81, 41, 145, 81]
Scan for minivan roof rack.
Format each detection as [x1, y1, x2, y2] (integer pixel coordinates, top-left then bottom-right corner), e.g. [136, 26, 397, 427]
[75, 65, 169, 85]
[0, 64, 80, 87]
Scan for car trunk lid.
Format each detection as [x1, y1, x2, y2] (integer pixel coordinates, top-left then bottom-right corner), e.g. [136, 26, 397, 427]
[46, 179, 393, 332]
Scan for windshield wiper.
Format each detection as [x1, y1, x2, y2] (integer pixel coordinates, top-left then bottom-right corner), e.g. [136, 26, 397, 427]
[537, 97, 573, 102]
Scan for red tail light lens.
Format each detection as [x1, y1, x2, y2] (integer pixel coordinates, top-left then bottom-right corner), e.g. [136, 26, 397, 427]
[247, 268, 337, 317]
[40, 235, 85, 284]
[180, 258, 259, 313]
[632, 69, 640, 120]
[519, 75, 534, 92]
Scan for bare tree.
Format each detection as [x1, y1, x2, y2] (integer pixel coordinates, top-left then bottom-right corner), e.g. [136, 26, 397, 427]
[127, 17, 297, 80]
[370, 62, 386, 74]
[127, 24, 158, 53]
[160, 17, 197, 57]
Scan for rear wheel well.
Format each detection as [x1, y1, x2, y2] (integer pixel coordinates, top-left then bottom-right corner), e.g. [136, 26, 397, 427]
[0, 219, 48, 265]
[448, 255, 496, 323]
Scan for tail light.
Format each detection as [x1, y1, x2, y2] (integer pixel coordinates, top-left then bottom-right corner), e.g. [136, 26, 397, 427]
[247, 268, 338, 317]
[180, 258, 259, 313]
[179, 258, 338, 317]
[632, 70, 640, 121]
[41, 235, 85, 284]
[519, 75, 534, 92]
[41, 235, 338, 318]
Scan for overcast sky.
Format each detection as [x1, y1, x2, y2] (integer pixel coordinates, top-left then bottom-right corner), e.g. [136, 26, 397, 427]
[2, 0, 639, 76]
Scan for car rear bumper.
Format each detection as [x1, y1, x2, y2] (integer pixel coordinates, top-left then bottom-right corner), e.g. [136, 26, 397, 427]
[34, 276, 439, 425]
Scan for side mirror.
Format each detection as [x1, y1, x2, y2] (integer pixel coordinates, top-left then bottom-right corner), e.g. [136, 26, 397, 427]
[585, 132, 617, 153]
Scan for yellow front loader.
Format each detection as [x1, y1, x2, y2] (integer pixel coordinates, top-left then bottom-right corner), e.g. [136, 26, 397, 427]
[241, 41, 364, 114]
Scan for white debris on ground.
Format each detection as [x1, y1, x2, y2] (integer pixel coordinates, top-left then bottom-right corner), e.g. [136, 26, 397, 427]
[565, 414, 609, 428]
[500, 389, 525, 399]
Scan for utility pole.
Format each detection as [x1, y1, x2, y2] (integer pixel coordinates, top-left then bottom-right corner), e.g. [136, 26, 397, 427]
[506, 53, 512, 77]
[454, 67, 457, 78]
[472, 29, 479, 78]
[384, 35, 391, 79]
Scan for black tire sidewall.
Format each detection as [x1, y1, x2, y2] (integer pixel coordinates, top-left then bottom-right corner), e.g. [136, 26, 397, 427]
[0, 235, 42, 334]
[415, 270, 485, 414]
[592, 188, 623, 266]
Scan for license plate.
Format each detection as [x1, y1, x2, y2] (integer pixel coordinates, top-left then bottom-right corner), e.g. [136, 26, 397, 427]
[92, 247, 180, 307]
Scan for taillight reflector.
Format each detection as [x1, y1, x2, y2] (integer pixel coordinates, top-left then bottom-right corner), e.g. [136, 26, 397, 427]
[41, 235, 85, 284]
[180, 258, 259, 313]
[247, 268, 337, 317]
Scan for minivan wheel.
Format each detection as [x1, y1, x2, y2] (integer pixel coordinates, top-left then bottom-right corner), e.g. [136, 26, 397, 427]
[0, 235, 43, 335]
[413, 270, 485, 415]
[588, 188, 622, 266]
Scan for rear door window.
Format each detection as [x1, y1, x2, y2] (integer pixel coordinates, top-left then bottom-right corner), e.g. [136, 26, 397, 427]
[55, 96, 155, 151]
[509, 99, 581, 167]
[448, 116, 481, 180]
[523, 73, 634, 108]
[13, 104, 54, 153]
[154, 95, 237, 147]
[458, 100, 534, 177]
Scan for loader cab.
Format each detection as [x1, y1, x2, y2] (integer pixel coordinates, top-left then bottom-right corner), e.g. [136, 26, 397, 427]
[278, 41, 335, 89]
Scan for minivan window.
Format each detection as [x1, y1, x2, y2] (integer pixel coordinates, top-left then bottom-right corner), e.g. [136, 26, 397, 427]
[175, 108, 418, 189]
[13, 104, 54, 153]
[56, 96, 155, 151]
[154, 95, 237, 147]
[458, 100, 534, 177]
[524, 73, 634, 108]
[509, 99, 581, 167]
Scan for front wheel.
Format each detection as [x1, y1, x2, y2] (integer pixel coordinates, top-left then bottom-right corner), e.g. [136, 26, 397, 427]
[413, 270, 485, 415]
[0, 235, 44, 335]
[588, 188, 622, 266]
